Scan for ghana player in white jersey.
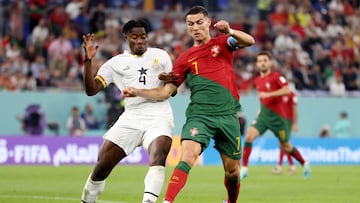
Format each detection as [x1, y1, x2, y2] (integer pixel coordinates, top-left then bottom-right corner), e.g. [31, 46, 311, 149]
[80, 20, 174, 203]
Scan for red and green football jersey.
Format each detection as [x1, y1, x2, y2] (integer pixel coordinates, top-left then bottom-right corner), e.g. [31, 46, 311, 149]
[254, 71, 288, 118]
[172, 35, 240, 116]
[282, 91, 297, 122]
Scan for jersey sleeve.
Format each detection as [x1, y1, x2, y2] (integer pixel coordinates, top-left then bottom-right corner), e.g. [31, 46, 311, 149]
[95, 59, 114, 89]
[172, 54, 188, 87]
[276, 72, 288, 88]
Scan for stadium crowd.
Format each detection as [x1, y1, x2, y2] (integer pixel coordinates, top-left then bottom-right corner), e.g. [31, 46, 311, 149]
[0, 0, 359, 97]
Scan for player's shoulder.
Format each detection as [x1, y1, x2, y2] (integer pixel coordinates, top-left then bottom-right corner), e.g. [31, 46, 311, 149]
[109, 51, 130, 60]
[270, 71, 282, 77]
[147, 47, 169, 55]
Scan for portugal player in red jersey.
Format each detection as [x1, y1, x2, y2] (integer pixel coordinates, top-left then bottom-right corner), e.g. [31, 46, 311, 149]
[272, 91, 298, 175]
[240, 51, 311, 180]
[122, 5, 255, 203]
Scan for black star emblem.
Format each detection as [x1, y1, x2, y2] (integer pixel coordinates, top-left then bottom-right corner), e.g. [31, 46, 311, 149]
[138, 67, 148, 75]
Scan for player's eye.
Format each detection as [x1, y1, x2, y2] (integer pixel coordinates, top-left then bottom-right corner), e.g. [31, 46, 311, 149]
[196, 20, 203, 25]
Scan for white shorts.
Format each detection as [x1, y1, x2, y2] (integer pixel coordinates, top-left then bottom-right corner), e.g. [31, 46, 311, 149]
[104, 112, 174, 155]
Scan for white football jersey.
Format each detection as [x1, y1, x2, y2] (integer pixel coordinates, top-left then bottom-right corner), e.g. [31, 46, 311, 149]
[96, 48, 173, 117]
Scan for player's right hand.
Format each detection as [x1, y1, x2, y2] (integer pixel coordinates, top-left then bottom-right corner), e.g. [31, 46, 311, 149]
[158, 72, 180, 83]
[82, 33, 99, 60]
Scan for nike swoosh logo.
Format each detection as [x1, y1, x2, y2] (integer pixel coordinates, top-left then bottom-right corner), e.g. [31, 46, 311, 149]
[188, 57, 197, 62]
[233, 151, 241, 155]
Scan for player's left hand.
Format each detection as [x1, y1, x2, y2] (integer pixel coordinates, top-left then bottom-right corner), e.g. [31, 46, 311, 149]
[292, 124, 299, 132]
[213, 20, 230, 34]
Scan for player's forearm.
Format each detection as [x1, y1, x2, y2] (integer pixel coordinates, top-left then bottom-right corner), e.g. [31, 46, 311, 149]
[270, 86, 291, 97]
[83, 59, 102, 96]
[230, 29, 255, 47]
[136, 83, 177, 101]
[293, 106, 298, 124]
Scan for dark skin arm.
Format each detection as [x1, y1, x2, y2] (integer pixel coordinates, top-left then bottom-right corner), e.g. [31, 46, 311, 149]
[82, 33, 103, 96]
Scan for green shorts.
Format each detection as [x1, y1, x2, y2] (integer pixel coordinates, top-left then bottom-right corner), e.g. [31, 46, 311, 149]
[252, 110, 291, 142]
[182, 114, 242, 160]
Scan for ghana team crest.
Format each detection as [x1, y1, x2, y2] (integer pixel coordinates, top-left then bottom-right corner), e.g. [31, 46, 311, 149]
[152, 58, 161, 70]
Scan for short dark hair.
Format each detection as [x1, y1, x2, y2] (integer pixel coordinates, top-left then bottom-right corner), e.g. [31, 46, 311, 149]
[185, 6, 208, 20]
[122, 19, 149, 35]
[256, 51, 272, 60]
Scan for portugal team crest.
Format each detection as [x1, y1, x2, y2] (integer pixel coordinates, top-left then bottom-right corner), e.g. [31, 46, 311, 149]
[265, 82, 270, 90]
[211, 45, 220, 57]
[190, 128, 199, 137]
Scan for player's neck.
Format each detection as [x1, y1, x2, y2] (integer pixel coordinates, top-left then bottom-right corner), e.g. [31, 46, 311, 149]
[193, 36, 211, 47]
[260, 69, 271, 77]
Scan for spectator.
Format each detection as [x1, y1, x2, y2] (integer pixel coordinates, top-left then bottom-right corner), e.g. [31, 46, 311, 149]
[22, 71, 37, 91]
[47, 33, 73, 77]
[81, 103, 100, 130]
[66, 106, 86, 136]
[11, 70, 26, 90]
[329, 74, 346, 96]
[0, 69, 16, 91]
[334, 111, 351, 138]
[319, 124, 330, 138]
[89, 3, 106, 34]
[65, 0, 84, 20]
[30, 55, 47, 79]
[73, 5, 90, 36]
[36, 69, 51, 90]
[48, 4, 69, 36]
[31, 18, 49, 49]
[61, 67, 83, 91]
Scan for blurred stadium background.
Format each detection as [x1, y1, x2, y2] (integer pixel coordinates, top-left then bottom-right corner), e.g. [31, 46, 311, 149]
[0, 0, 360, 202]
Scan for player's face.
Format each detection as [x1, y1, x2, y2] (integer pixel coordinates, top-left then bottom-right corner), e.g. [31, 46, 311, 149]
[126, 27, 147, 55]
[256, 55, 272, 73]
[186, 13, 211, 44]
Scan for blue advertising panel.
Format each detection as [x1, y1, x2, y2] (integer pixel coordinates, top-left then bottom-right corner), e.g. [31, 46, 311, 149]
[203, 137, 360, 165]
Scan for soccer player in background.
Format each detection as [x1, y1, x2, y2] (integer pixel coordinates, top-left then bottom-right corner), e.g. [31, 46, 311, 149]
[122, 5, 255, 203]
[80, 20, 174, 203]
[272, 90, 298, 175]
[240, 51, 311, 180]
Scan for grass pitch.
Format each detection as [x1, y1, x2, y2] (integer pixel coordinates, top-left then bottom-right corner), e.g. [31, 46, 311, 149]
[0, 165, 358, 203]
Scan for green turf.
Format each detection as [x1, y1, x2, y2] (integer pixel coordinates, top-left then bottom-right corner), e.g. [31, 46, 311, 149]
[0, 165, 358, 203]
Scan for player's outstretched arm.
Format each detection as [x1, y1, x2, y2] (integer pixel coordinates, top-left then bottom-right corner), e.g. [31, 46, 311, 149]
[83, 33, 103, 96]
[258, 85, 291, 98]
[158, 72, 181, 83]
[213, 20, 255, 48]
[122, 83, 177, 100]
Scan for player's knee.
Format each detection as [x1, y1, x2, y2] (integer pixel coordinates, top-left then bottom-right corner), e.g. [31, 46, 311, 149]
[245, 127, 258, 142]
[281, 142, 292, 152]
[225, 167, 240, 179]
[149, 147, 172, 166]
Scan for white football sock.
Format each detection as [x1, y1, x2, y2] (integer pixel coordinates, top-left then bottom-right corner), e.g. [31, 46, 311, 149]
[81, 174, 106, 203]
[142, 166, 165, 203]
